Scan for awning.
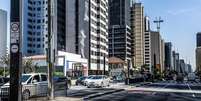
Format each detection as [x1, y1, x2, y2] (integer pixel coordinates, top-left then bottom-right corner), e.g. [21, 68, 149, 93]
[108, 57, 125, 64]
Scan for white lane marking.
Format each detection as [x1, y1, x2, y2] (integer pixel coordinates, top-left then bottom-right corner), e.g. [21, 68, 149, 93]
[129, 87, 201, 94]
[152, 83, 170, 95]
[186, 83, 196, 97]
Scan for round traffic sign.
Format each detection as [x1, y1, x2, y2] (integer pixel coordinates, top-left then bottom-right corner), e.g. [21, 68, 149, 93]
[11, 45, 19, 53]
[11, 22, 19, 32]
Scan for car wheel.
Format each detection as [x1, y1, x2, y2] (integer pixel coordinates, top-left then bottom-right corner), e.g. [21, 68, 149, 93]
[107, 83, 110, 87]
[101, 82, 104, 88]
[23, 90, 30, 100]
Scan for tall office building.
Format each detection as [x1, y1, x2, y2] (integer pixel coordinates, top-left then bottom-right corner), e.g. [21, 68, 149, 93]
[160, 39, 165, 72]
[165, 42, 172, 70]
[22, 0, 48, 56]
[172, 51, 176, 71]
[131, 3, 145, 68]
[179, 59, 185, 73]
[22, 0, 66, 56]
[66, 0, 109, 74]
[150, 31, 164, 72]
[108, 0, 132, 66]
[0, 9, 7, 67]
[144, 16, 152, 72]
[186, 64, 192, 73]
[196, 47, 201, 72]
[196, 32, 201, 73]
[175, 53, 180, 73]
[197, 32, 201, 47]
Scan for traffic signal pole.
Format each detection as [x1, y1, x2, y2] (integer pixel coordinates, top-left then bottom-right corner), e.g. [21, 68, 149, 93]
[10, 0, 22, 101]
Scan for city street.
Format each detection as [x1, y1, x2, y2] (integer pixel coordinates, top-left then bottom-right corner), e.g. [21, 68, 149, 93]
[27, 81, 201, 101]
[88, 81, 201, 101]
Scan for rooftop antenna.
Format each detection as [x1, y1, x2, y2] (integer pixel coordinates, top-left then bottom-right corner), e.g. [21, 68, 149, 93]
[153, 16, 164, 32]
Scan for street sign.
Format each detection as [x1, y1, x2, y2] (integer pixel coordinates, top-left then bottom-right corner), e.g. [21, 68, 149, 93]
[10, 22, 20, 44]
[11, 22, 20, 33]
[11, 44, 19, 53]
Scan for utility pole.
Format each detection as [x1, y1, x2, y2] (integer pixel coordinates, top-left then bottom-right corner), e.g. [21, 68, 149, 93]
[153, 17, 164, 32]
[47, 0, 54, 99]
[10, 0, 22, 101]
[103, 54, 106, 75]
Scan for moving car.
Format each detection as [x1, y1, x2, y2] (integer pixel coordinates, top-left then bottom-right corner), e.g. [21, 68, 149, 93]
[87, 75, 110, 88]
[176, 73, 184, 83]
[187, 73, 196, 81]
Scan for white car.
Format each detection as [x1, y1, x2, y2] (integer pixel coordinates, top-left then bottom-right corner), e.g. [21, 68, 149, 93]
[83, 75, 96, 86]
[187, 73, 196, 81]
[1, 73, 48, 100]
[87, 75, 110, 88]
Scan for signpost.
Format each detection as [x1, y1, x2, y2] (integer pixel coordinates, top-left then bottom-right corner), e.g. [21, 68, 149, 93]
[10, 0, 22, 101]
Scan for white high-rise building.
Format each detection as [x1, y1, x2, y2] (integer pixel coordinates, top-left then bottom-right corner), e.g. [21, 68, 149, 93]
[0, 9, 7, 66]
[66, 0, 109, 74]
[144, 16, 152, 71]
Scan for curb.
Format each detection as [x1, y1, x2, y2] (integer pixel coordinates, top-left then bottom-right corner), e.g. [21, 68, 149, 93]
[82, 89, 125, 100]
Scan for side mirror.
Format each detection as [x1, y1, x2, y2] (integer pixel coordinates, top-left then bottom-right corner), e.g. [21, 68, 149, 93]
[33, 80, 37, 83]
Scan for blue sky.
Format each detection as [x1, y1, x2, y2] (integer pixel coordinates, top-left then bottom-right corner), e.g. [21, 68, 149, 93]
[140, 0, 201, 70]
[1, 0, 200, 70]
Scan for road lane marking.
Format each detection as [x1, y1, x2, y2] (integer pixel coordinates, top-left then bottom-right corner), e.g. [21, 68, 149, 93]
[128, 87, 201, 94]
[151, 83, 170, 95]
[186, 83, 196, 97]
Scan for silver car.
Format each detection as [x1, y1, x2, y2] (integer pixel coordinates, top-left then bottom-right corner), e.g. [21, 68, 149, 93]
[87, 75, 110, 88]
[1, 73, 48, 100]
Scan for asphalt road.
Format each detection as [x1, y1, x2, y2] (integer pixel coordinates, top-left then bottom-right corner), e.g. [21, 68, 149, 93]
[89, 81, 201, 101]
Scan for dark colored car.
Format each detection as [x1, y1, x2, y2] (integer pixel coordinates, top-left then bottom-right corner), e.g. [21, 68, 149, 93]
[76, 76, 88, 85]
[53, 76, 71, 90]
[0, 77, 9, 86]
[176, 74, 184, 83]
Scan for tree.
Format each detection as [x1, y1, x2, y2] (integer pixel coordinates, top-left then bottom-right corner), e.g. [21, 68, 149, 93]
[0, 54, 10, 76]
[0, 54, 10, 68]
[22, 58, 36, 73]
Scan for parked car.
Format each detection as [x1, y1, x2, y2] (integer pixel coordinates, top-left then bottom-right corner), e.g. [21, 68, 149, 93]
[54, 76, 71, 90]
[83, 75, 96, 86]
[0, 77, 9, 86]
[76, 76, 88, 85]
[87, 75, 110, 88]
[1, 73, 48, 100]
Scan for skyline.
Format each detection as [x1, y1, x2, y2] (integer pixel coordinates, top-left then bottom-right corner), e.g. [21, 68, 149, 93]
[139, 0, 201, 70]
[0, 0, 199, 70]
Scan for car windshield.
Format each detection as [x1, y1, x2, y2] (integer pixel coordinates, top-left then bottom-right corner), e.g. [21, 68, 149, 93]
[21, 75, 31, 83]
[87, 76, 95, 79]
[91, 76, 103, 79]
